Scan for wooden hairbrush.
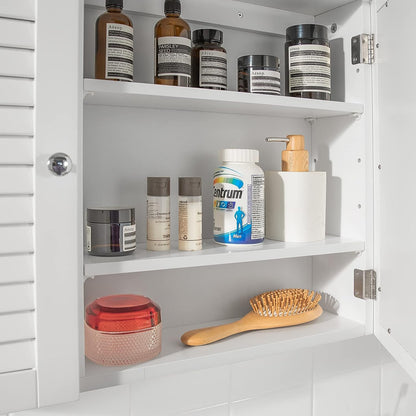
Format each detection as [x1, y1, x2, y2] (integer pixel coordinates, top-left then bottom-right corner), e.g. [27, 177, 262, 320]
[181, 289, 323, 346]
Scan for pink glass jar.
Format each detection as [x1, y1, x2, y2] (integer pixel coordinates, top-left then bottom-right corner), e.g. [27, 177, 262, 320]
[85, 294, 161, 366]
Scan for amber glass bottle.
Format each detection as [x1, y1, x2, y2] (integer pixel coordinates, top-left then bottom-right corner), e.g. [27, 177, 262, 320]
[95, 0, 134, 82]
[154, 0, 191, 86]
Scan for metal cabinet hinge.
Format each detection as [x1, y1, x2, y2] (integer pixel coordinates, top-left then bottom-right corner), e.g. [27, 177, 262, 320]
[354, 269, 377, 300]
[351, 34, 375, 65]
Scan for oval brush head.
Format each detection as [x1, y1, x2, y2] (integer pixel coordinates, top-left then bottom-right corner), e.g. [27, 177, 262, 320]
[250, 289, 321, 317]
[181, 288, 323, 346]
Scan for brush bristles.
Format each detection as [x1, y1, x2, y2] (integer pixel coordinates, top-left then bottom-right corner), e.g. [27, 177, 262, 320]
[249, 289, 321, 317]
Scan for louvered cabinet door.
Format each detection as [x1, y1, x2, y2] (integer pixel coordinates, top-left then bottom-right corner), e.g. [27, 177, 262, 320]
[0, 0, 82, 413]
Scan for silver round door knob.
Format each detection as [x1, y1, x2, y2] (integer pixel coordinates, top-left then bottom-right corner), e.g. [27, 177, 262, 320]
[47, 153, 72, 176]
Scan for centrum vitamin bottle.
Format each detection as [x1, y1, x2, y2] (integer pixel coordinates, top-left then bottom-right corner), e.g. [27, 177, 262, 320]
[154, 0, 191, 86]
[95, 0, 134, 82]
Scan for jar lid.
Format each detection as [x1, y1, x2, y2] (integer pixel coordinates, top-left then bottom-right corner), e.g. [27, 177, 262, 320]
[238, 55, 279, 69]
[193, 29, 223, 44]
[147, 177, 170, 197]
[221, 149, 259, 163]
[85, 294, 161, 332]
[87, 208, 135, 224]
[286, 24, 328, 42]
[179, 177, 201, 196]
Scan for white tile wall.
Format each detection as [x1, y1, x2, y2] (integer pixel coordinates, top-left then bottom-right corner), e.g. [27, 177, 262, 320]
[381, 361, 416, 416]
[182, 404, 229, 416]
[230, 349, 313, 401]
[14, 386, 130, 416]
[130, 366, 230, 416]
[230, 385, 312, 415]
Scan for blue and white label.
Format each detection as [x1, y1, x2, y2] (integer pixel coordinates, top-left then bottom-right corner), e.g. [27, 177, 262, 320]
[213, 166, 264, 245]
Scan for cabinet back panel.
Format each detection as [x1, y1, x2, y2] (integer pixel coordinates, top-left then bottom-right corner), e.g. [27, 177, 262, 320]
[84, 8, 286, 91]
[84, 258, 312, 328]
[84, 106, 310, 243]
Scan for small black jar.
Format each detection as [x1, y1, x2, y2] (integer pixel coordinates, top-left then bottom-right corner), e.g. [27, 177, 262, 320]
[87, 208, 136, 256]
[285, 24, 331, 100]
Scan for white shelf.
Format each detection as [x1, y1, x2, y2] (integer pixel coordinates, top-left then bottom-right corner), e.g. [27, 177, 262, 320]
[80, 311, 366, 392]
[84, 79, 364, 120]
[84, 236, 364, 278]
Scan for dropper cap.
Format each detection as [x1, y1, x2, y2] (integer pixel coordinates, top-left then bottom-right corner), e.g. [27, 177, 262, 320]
[165, 0, 181, 15]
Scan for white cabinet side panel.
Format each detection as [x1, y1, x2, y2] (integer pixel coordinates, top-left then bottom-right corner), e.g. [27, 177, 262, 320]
[0, 18, 35, 49]
[375, 0, 416, 381]
[0, 370, 37, 414]
[0, 48, 34, 78]
[313, 2, 373, 327]
[34, 0, 82, 407]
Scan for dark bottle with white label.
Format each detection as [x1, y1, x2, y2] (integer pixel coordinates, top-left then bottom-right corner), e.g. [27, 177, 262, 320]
[192, 29, 227, 90]
[285, 24, 330, 100]
[95, 0, 134, 82]
[154, 0, 191, 87]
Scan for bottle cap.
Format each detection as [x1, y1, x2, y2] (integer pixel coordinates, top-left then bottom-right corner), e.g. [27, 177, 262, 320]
[238, 55, 279, 70]
[286, 24, 328, 42]
[87, 208, 135, 224]
[147, 177, 170, 197]
[193, 29, 223, 45]
[106, 0, 123, 9]
[221, 149, 259, 163]
[179, 177, 202, 196]
[165, 0, 181, 15]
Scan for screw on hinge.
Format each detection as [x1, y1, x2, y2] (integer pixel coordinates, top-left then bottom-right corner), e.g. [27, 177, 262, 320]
[237, 11, 244, 18]
[331, 23, 337, 33]
[388, 328, 392, 334]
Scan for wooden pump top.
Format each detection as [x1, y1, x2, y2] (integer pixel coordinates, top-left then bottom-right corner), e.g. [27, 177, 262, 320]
[265, 135, 309, 172]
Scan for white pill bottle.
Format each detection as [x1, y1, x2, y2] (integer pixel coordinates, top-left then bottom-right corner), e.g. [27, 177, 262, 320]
[213, 149, 264, 245]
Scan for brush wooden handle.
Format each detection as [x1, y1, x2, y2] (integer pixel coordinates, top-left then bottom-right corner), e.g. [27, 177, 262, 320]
[181, 306, 323, 346]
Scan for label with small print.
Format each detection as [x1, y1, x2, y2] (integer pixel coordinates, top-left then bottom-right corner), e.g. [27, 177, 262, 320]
[105, 23, 134, 81]
[86, 225, 91, 252]
[199, 50, 227, 89]
[157, 36, 192, 78]
[122, 224, 136, 252]
[249, 69, 280, 95]
[288, 44, 331, 94]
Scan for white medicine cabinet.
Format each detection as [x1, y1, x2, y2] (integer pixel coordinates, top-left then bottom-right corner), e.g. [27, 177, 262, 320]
[1, 0, 415, 414]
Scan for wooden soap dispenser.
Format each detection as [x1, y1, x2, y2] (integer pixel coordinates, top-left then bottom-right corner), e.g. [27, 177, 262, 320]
[264, 134, 326, 242]
[266, 135, 309, 172]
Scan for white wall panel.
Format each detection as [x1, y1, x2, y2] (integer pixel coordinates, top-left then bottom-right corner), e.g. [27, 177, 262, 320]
[0, 254, 34, 283]
[0, 340, 35, 373]
[0, 1, 35, 21]
[0, 196, 33, 224]
[0, 108, 33, 135]
[0, 284, 34, 313]
[0, 312, 35, 343]
[0, 167, 33, 194]
[0, 48, 34, 78]
[0, 18, 35, 49]
[0, 139, 33, 165]
[0, 370, 37, 413]
[0, 78, 34, 106]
